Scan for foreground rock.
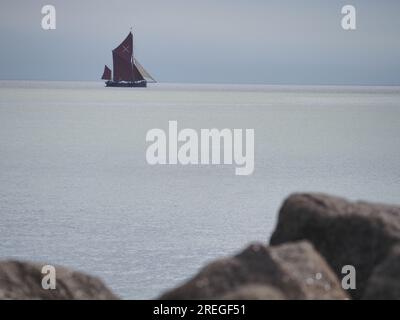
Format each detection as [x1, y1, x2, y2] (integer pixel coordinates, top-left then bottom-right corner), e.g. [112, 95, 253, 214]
[160, 241, 348, 300]
[0, 260, 118, 300]
[221, 285, 286, 300]
[270, 193, 400, 299]
[363, 245, 400, 299]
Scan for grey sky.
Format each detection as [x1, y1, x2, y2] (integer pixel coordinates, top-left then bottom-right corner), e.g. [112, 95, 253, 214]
[0, 0, 399, 85]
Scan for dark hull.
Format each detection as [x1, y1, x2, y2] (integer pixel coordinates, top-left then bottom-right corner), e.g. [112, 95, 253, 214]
[105, 80, 147, 88]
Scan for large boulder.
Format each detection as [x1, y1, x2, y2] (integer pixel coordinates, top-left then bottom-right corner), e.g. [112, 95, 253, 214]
[221, 285, 285, 300]
[0, 260, 118, 300]
[363, 245, 400, 299]
[160, 241, 348, 300]
[270, 193, 400, 299]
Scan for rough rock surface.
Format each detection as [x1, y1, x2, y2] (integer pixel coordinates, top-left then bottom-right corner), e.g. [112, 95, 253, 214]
[160, 241, 348, 300]
[221, 285, 285, 300]
[0, 260, 118, 300]
[270, 193, 400, 299]
[363, 245, 400, 300]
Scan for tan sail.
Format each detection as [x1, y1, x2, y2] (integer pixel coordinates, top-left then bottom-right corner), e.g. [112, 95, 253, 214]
[134, 59, 157, 83]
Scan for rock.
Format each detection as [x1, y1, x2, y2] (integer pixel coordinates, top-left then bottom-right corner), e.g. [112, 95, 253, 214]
[160, 241, 348, 300]
[270, 193, 400, 299]
[221, 285, 285, 300]
[363, 245, 400, 299]
[0, 260, 118, 300]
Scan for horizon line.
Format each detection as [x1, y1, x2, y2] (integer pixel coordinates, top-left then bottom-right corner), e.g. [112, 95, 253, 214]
[1, 79, 400, 88]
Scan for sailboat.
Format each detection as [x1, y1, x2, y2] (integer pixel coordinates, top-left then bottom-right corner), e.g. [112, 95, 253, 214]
[101, 31, 156, 88]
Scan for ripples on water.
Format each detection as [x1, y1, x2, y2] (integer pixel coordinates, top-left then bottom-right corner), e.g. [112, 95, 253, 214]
[0, 81, 399, 298]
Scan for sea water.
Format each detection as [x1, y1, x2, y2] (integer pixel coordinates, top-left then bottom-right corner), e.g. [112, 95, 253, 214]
[0, 81, 399, 298]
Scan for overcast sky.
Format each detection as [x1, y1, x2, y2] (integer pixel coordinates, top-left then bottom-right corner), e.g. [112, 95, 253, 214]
[0, 0, 399, 85]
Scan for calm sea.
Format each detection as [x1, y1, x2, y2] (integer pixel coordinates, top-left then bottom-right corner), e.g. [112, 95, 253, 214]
[0, 81, 399, 298]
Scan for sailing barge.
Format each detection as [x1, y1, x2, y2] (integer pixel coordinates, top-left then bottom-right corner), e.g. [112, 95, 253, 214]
[101, 32, 155, 88]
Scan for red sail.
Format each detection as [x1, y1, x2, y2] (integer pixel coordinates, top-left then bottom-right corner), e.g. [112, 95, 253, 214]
[101, 65, 112, 80]
[112, 32, 133, 81]
[112, 51, 133, 81]
[113, 32, 133, 62]
[132, 61, 145, 81]
[112, 32, 145, 82]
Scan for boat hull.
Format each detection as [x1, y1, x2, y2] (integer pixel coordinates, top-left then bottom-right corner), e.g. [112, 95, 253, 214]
[105, 80, 147, 88]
